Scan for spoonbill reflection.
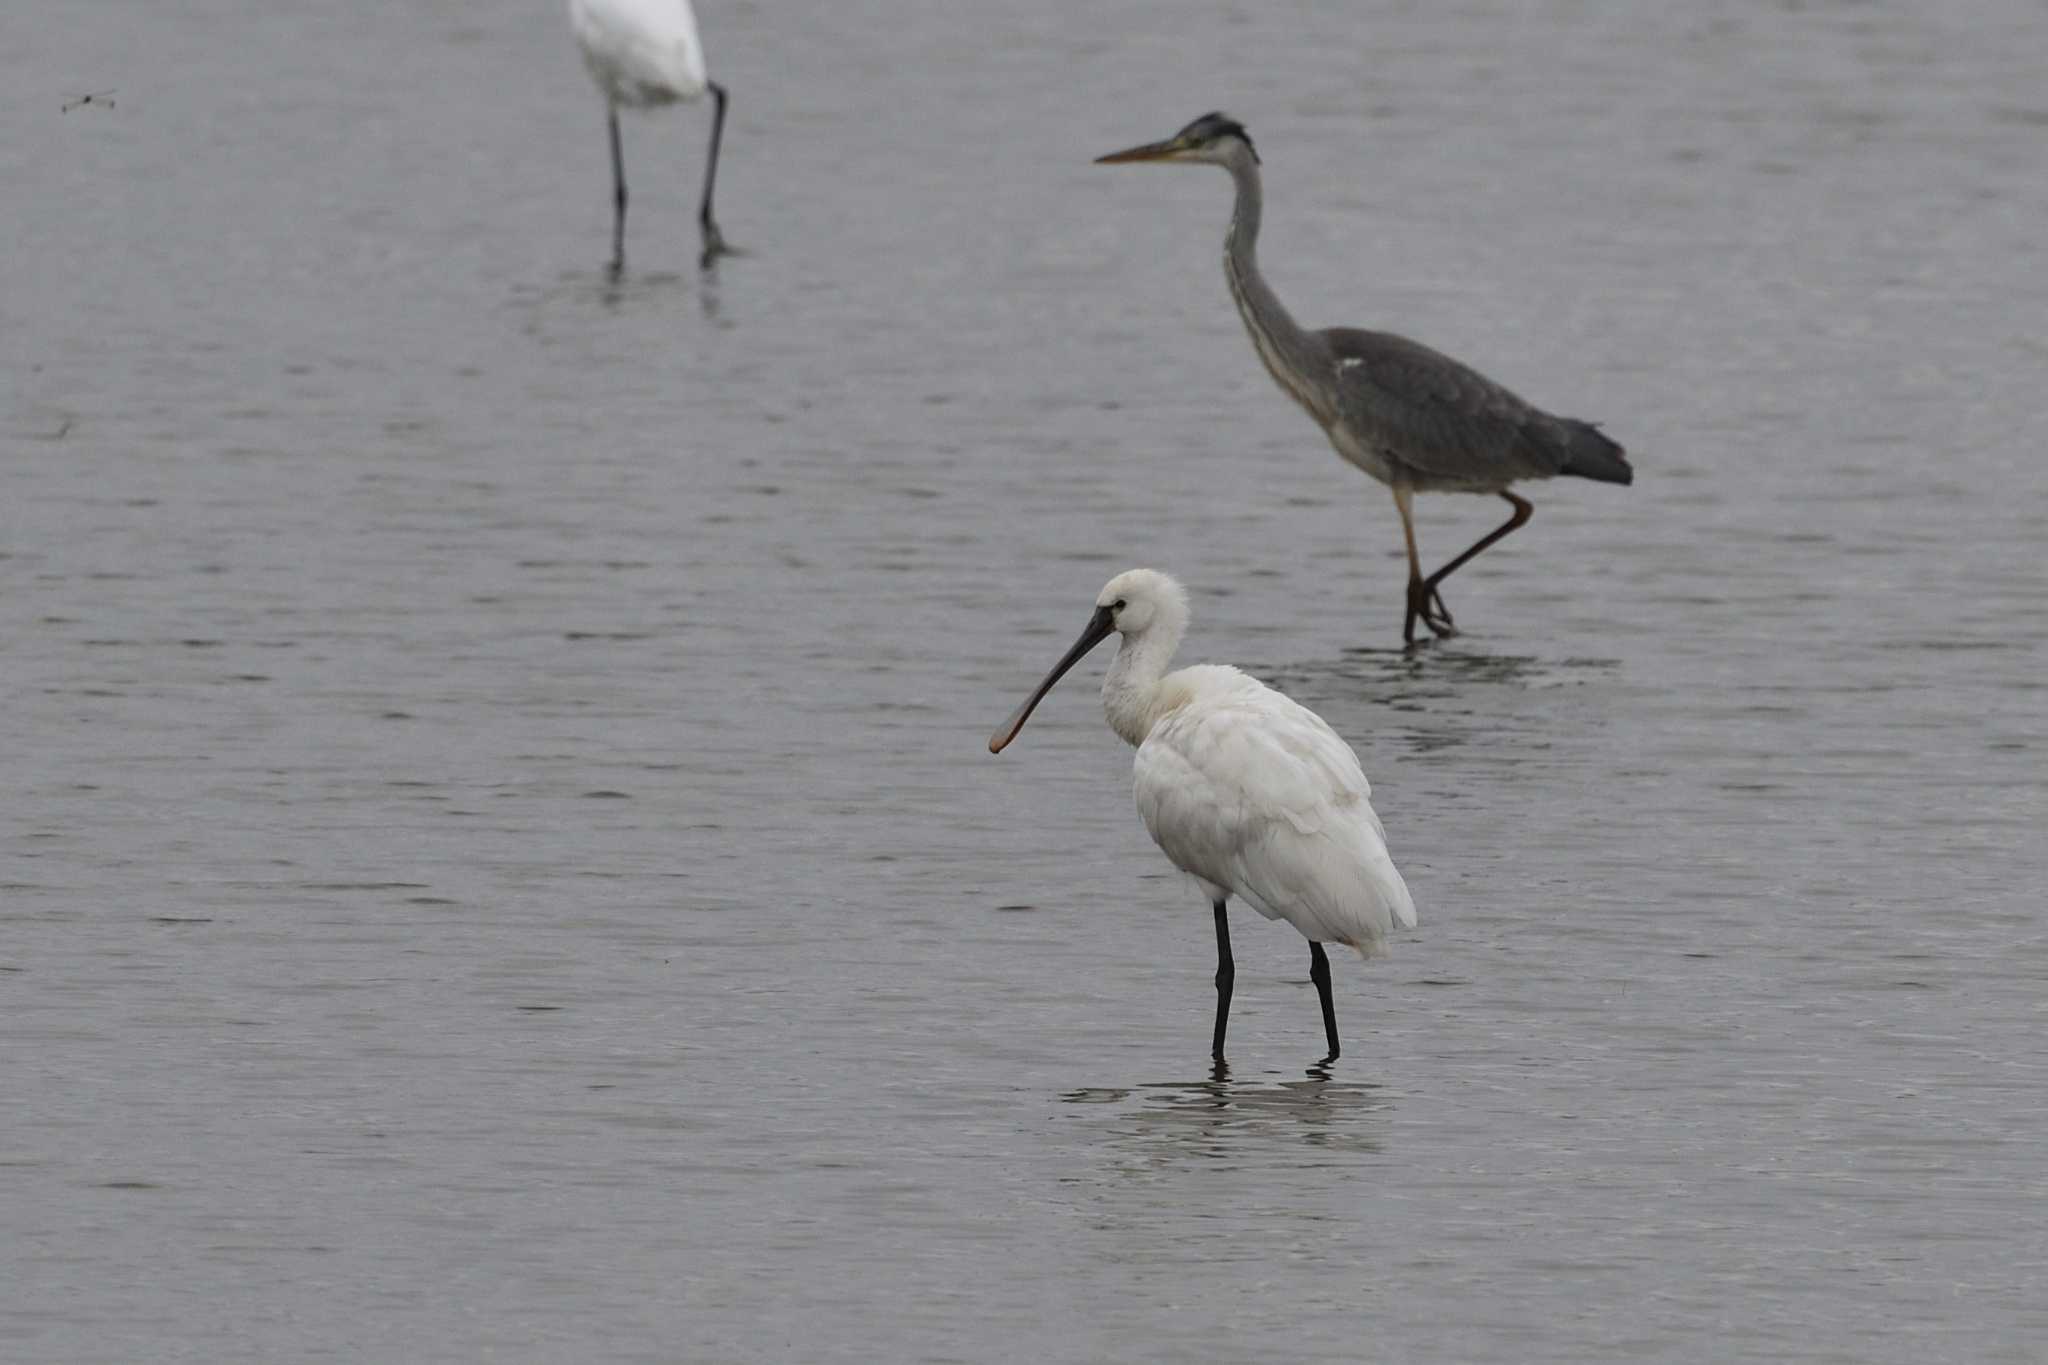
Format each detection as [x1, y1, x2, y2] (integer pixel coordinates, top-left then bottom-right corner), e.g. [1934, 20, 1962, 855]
[990, 570, 1415, 1063]
[568, 0, 734, 272]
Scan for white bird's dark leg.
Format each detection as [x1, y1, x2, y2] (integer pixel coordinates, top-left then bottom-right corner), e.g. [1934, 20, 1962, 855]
[696, 82, 732, 267]
[1422, 492, 1533, 609]
[1309, 942, 1340, 1063]
[607, 105, 627, 276]
[1394, 486, 1456, 644]
[1211, 900, 1235, 1059]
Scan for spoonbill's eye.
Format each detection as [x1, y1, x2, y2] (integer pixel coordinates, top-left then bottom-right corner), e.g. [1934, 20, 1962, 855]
[1112, 598, 1128, 611]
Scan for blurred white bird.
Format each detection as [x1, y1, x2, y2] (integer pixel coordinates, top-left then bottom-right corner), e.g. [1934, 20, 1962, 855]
[568, 0, 733, 271]
[990, 569, 1416, 1063]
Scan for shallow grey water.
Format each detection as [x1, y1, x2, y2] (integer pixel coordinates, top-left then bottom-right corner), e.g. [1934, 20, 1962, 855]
[5, 1, 2047, 1361]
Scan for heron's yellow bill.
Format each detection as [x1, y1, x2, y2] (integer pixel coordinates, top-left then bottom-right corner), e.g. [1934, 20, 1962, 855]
[1094, 138, 1184, 165]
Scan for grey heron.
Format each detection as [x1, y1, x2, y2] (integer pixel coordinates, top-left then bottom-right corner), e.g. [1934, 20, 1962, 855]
[1097, 113, 1633, 644]
[569, 0, 733, 273]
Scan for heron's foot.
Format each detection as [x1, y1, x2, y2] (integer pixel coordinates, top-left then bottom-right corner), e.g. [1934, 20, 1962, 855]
[1426, 584, 1455, 629]
[1405, 579, 1459, 643]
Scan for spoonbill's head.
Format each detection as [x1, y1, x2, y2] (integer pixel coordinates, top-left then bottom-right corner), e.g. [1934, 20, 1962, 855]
[1095, 112, 1258, 169]
[1092, 567, 1187, 637]
[988, 569, 1188, 754]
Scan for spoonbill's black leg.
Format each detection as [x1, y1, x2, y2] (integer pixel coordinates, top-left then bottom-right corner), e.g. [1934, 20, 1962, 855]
[1211, 900, 1234, 1059]
[696, 82, 731, 266]
[607, 105, 627, 275]
[1309, 942, 1340, 1063]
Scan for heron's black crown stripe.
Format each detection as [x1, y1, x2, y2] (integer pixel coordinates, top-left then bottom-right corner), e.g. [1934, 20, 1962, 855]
[1187, 111, 1256, 162]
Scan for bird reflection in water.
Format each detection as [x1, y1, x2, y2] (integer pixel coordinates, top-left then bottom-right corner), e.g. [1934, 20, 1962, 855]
[1265, 646, 1619, 759]
[1061, 1061, 1390, 1160]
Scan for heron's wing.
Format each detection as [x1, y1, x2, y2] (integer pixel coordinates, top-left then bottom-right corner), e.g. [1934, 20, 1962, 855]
[1322, 328, 1582, 485]
[1134, 685, 1415, 950]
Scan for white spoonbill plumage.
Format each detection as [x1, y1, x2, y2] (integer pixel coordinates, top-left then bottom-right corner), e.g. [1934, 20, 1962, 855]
[1096, 114, 1633, 644]
[989, 569, 1416, 1063]
[568, 0, 733, 272]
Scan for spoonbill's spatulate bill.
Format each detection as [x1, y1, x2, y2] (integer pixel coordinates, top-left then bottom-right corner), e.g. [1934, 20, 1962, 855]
[1096, 114, 1633, 644]
[990, 570, 1416, 1064]
[568, 0, 734, 272]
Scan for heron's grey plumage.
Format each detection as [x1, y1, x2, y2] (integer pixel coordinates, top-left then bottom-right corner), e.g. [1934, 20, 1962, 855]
[1321, 328, 1630, 491]
[1098, 112, 1633, 642]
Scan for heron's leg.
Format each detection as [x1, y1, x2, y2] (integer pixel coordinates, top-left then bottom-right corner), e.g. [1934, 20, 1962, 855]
[696, 82, 732, 267]
[1394, 487, 1456, 643]
[1309, 942, 1340, 1063]
[1211, 900, 1235, 1060]
[607, 105, 627, 276]
[1422, 492, 1533, 602]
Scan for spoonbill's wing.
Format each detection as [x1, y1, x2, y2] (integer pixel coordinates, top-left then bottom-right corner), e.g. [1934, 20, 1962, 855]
[1134, 680, 1416, 954]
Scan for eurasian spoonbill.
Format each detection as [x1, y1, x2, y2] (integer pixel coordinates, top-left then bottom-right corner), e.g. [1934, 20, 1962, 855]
[989, 569, 1416, 1063]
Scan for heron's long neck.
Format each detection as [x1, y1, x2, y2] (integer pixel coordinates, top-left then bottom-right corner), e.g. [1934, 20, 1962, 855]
[1102, 624, 1182, 749]
[1223, 156, 1332, 425]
